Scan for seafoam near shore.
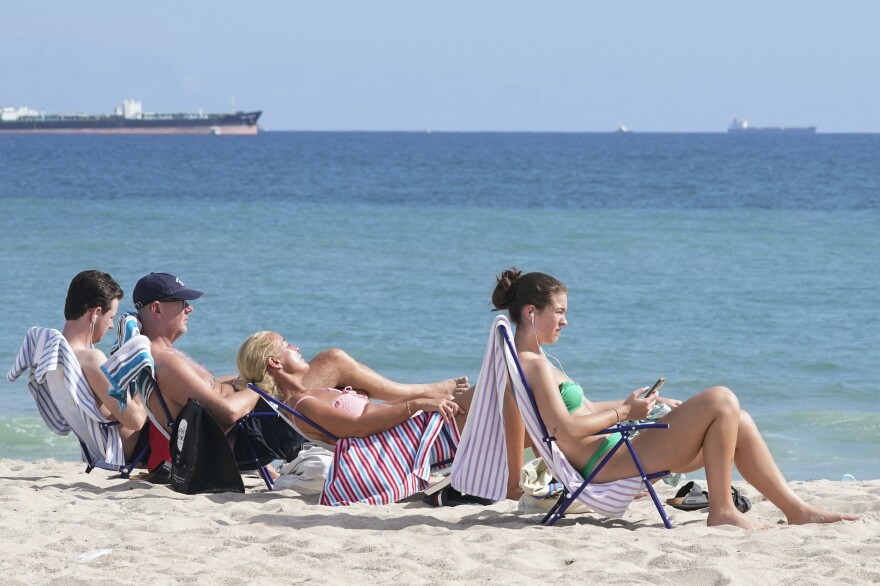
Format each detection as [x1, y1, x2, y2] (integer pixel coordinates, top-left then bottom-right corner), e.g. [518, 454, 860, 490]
[1, 460, 878, 585]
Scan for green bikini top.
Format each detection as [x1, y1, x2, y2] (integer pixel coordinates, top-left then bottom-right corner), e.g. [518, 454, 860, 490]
[558, 380, 584, 413]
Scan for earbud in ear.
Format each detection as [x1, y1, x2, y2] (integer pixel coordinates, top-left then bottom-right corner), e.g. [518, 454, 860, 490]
[530, 312, 535, 323]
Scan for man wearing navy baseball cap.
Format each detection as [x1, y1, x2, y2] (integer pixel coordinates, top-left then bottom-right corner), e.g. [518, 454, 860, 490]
[134, 272, 305, 472]
[132, 272, 204, 310]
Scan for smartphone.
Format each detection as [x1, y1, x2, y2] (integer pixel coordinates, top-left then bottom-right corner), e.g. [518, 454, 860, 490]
[639, 377, 666, 399]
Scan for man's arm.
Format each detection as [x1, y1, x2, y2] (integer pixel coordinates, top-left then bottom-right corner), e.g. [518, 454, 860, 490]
[214, 374, 245, 396]
[154, 351, 260, 430]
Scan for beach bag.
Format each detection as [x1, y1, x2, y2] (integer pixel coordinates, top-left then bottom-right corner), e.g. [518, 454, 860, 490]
[518, 457, 593, 515]
[272, 443, 334, 494]
[169, 399, 244, 494]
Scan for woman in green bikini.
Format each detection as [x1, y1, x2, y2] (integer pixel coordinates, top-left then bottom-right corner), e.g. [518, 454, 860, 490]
[492, 267, 859, 529]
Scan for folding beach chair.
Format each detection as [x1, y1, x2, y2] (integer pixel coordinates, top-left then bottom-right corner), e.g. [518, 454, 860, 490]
[451, 315, 673, 528]
[246, 383, 459, 505]
[7, 327, 149, 478]
[102, 313, 277, 491]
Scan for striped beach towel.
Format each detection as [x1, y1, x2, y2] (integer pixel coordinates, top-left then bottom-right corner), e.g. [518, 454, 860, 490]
[320, 411, 459, 506]
[7, 327, 125, 467]
[452, 315, 644, 519]
[102, 312, 167, 436]
[449, 315, 512, 501]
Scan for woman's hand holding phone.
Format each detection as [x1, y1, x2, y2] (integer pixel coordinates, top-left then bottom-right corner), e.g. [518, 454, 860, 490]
[621, 378, 667, 422]
[640, 377, 666, 399]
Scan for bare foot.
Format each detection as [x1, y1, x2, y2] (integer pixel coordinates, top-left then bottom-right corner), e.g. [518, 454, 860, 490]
[786, 506, 860, 525]
[423, 376, 470, 396]
[707, 509, 772, 530]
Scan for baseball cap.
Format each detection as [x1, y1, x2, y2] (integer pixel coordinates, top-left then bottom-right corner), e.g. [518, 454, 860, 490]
[133, 272, 204, 309]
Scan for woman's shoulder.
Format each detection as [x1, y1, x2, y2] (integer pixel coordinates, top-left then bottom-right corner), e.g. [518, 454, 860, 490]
[519, 351, 572, 390]
[519, 352, 556, 382]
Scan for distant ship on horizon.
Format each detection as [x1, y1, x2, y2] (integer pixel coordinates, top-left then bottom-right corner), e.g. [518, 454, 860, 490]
[727, 118, 816, 134]
[0, 100, 261, 135]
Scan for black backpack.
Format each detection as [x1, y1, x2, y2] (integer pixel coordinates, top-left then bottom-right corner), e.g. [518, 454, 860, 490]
[169, 399, 244, 494]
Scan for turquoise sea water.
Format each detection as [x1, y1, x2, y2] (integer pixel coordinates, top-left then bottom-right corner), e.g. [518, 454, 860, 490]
[1, 132, 878, 479]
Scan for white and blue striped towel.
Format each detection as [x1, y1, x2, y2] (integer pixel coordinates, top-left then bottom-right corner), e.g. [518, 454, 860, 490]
[102, 312, 165, 434]
[7, 327, 125, 467]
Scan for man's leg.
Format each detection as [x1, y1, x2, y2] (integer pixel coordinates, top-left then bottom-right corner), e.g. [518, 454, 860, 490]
[303, 348, 468, 401]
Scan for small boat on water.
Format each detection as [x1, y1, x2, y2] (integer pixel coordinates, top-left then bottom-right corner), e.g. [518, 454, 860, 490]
[616, 125, 632, 133]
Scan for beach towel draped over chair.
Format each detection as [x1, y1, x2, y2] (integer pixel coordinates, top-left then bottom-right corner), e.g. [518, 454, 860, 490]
[452, 315, 673, 527]
[7, 327, 128, 470]
[246, 383, 459, 505]
[321, 411, 459, 506]
[448, 316, 515, 501]
[103, 313, 167, 433]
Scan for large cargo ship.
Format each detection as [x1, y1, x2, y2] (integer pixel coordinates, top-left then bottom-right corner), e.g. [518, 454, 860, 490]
[0, 100, 261, 135]
[727, 118, 816, 134]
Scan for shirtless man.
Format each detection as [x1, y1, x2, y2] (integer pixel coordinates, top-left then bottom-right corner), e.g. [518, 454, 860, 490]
[62, 270, 147, 458]
[134, 272, 468, 466]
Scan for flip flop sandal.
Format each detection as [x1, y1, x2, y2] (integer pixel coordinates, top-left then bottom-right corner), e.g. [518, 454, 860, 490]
[732, 486, 752, 513]
[666, 481, 753, 513]
[665, 480, 710, 511]
[424, 485, 496, 507]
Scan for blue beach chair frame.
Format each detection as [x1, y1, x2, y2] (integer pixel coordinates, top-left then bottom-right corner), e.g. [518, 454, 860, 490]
[80, 423, 150, 479]
[498, 320, 674, 528]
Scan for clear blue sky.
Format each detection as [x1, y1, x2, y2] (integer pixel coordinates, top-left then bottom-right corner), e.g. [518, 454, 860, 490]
[4, 1, 878, 132]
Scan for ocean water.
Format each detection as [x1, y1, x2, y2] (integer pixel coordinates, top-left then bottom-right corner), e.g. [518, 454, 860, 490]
[1, 132, 878, 480]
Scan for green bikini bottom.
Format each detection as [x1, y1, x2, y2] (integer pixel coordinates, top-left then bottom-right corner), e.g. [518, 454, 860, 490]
[579, 432, 622, 479]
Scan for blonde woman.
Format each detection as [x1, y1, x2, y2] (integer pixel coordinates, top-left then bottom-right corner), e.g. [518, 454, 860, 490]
[237, 331, 470, 445]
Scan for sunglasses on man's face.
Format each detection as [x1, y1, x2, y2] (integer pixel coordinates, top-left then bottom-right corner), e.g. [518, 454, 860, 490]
[159, 298, 190, 310]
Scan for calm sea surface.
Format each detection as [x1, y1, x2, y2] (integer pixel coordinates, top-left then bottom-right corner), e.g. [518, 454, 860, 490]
[1, 132, 878, 480]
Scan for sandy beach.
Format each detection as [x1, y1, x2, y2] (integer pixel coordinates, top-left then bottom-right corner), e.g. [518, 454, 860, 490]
[1, 460, 878, 585]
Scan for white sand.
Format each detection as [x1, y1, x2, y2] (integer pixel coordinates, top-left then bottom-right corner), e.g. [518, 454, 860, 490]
[1, 459, 878, 585]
